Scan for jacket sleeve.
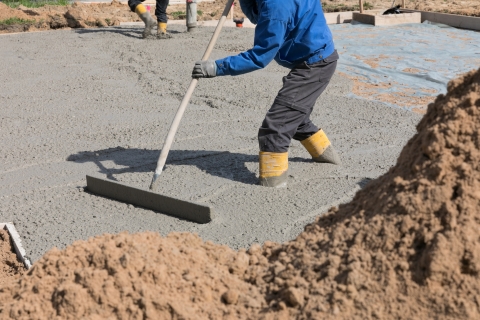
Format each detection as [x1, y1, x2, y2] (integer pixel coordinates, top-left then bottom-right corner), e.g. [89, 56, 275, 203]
[215, 18, 287, 76]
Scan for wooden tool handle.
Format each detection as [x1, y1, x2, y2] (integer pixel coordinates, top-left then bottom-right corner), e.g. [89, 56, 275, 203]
[150, 0, 235, 190]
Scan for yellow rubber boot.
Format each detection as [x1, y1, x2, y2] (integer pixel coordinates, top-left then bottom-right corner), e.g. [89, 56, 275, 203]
[157, 22, 172, 39]
[135, 4, 156, 39]
[259, 152, 288, 188]
[301, 129, 341, 165]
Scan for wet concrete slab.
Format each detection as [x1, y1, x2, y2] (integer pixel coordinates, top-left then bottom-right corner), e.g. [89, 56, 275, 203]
[0, 25, 421, 262]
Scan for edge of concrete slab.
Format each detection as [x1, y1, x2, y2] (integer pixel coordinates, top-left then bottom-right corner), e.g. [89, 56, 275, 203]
[327, 9, 479, 30]
[1, 223, 32, 270]
[86, 175, 214, 224]
[403, 9, 480, 31]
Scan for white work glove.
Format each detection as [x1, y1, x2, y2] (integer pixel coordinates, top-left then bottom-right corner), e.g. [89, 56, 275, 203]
[192, 60, 217, 78]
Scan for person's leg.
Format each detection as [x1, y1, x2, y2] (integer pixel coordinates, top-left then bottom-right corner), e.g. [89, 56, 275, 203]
[128, 0, 156, 39]
[257, 103, 306, 187]
[156, 0, 172, 38]
[291, 51, 338, 141]
[257, 62, 315, 187]
[127, 0, 142, 13]
[257, 51, 340, 187]
[290, 107, 319, 142]
[294, 52, 341, 164]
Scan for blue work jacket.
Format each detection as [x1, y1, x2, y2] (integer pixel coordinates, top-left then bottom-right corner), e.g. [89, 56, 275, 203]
[215, 0, 335, 76]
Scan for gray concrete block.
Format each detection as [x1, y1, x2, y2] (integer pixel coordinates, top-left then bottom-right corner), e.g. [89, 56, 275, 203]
[353, 12, 421, 26]
[324, 11, 356, 25]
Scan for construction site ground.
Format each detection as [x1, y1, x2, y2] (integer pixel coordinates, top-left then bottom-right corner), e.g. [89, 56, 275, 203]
[1, 0, 480, 34]
[1, 0, 480, 317]
[0, 19, 475, 264]
[0, 23, 420, 262]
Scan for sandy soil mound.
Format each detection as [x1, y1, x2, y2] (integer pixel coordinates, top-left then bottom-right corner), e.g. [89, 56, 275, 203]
[0, 1, 140, 34]
[0, 232, 265, 319]
[0, 3, 34, 21]
[0, 0, 237, 34]
[0, 229, 26, 287]
[1, 0, 479, 34]
[246, 68, 480, 319]
[413, 0, 480, 17]
[0, 2, 49, 33]
[0, 68, 479, 319]
[323, 0, 480, 17]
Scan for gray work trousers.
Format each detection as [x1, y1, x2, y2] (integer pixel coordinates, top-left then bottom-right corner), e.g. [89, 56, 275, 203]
[128, 0, 169, 23]
[258, 50, 339, 153]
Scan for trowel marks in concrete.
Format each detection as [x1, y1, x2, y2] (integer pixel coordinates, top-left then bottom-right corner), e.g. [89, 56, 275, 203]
[0, 25, 420, 262]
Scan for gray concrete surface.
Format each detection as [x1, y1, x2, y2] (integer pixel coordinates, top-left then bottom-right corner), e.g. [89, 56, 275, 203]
[0, 24, 421, 262]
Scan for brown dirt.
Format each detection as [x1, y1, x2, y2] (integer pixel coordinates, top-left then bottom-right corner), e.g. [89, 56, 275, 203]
[0, 232, 266, 319]
[0, 0, 243, 34]
[1, 0, 479, 35]
[337, 71, 437, 113]
[323, 0, 480, 17]
[249, 68, 480, 319]
[403, 67, 422, 74]
[412, 0, 480, 17]
[0, 1, 140, 34]
[0, 68, 479, 319]
[0, 229, 26, 288]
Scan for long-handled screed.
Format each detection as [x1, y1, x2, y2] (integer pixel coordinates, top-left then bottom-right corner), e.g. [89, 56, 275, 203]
[150, 0, 235, 191]
[86, 0, 235, 224]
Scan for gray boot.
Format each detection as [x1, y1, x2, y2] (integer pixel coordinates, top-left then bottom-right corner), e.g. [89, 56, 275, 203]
[157, 22, 172, 39]
[135, 5, 156, 39]
[259, 152, 289, 188]
[312, 145, 342, 165]
[300, 129, 342, 165]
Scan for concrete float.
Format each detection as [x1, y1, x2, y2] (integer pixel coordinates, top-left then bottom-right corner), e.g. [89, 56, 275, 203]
[86, 175, 214, 224]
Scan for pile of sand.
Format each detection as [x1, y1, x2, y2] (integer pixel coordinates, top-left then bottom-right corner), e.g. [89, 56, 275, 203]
[246, 68, 480, 319]
[0, 232, 265, 319]
[0, 229, 26, 288]
[0, 1, 140, 34]
[413, 0, 480, 17]
[0, 0, 244, 34]
[0, 68, 479, 319]
[1, 0, 479, 35]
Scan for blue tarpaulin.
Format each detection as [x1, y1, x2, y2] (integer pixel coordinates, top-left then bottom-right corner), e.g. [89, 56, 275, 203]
[331, 22, 480, 111]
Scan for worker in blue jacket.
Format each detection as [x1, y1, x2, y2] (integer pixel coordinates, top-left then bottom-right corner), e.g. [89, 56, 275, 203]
[192, 0, 341, 188]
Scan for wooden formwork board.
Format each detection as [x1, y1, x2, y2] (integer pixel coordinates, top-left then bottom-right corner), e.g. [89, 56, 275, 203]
[1, 223, 31, 270]
[403, 9, 480, 31]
